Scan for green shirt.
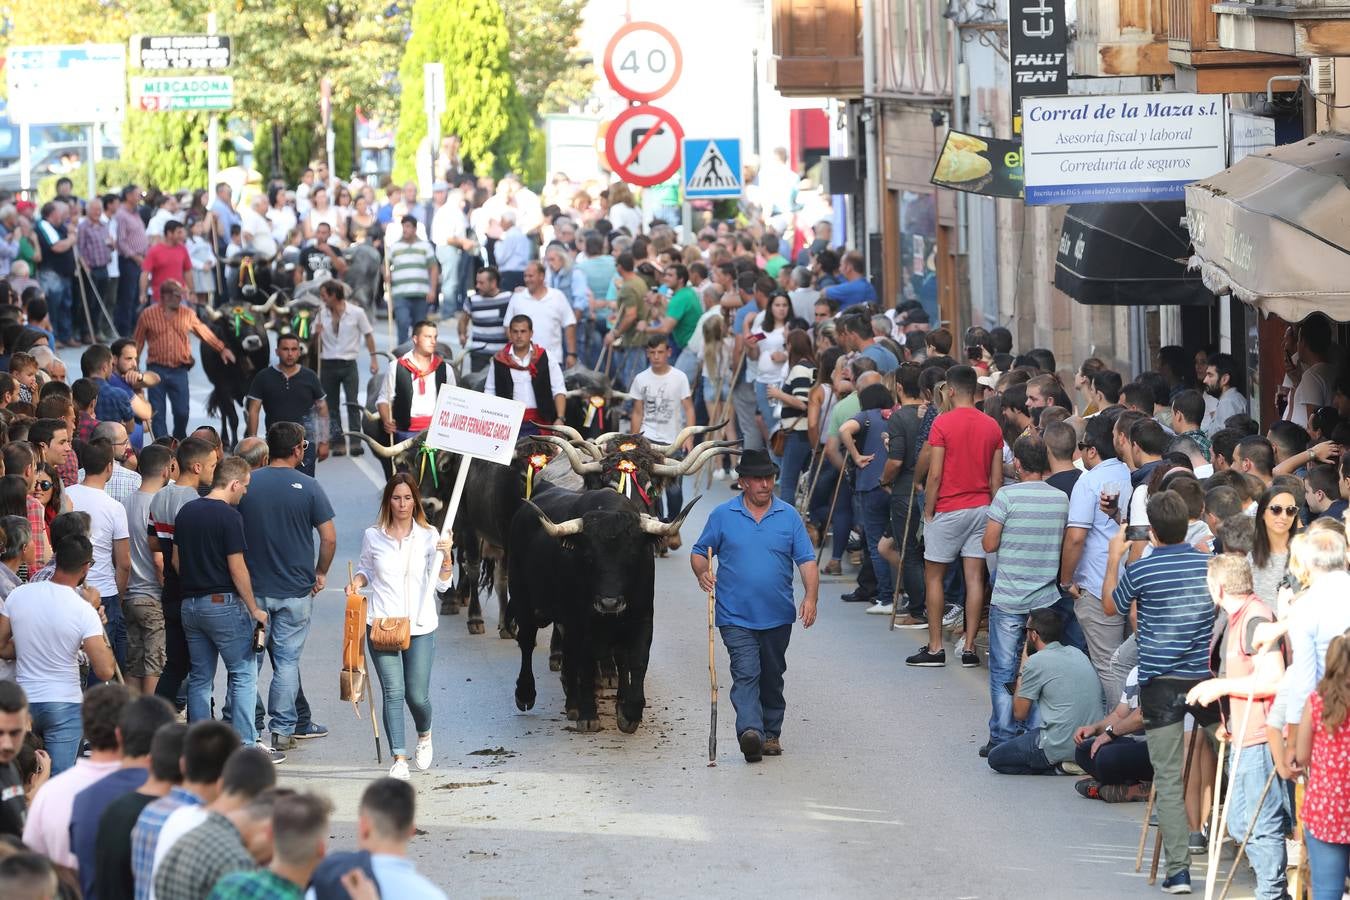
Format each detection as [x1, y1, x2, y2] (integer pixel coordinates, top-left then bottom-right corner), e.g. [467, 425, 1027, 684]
[207, 869, 303, 900]
[987, 481, 1070, 613]
[614, 275, 650, 348]
[827, 392, 861, 439]
[765, 254, 789, 278]
[666, 286, 703, 347]
[1017, 642, 1104, 763]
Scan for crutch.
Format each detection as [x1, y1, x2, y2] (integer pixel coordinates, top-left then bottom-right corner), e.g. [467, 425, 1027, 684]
[1217, 765, 1280, 900]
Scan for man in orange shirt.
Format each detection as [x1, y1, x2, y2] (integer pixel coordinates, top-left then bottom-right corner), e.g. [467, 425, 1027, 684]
[132, 280, 235, 440]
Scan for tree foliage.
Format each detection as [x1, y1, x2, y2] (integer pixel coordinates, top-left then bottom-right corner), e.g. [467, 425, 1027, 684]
[500, 0, 595, 117]
[392, 0, 531, 182]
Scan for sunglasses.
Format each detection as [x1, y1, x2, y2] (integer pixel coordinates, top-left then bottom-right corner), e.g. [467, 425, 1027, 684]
[33, 480, 52, 490]
[1266, 505, 1299, 517]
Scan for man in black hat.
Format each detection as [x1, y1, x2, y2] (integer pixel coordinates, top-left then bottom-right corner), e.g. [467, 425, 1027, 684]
[691, 450, 819, 763]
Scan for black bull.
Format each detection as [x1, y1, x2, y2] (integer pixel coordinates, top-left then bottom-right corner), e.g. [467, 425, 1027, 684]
[508, 486, 695, 733]
[201, 304, 272, 447]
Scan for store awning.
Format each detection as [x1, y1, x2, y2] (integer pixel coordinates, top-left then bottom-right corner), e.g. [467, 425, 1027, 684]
[1185, 132, 1350, 323]
[1054, 201, 1212, 306]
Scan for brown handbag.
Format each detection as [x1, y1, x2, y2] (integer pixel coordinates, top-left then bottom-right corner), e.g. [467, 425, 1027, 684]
[367, 537, 413, 652]
[769, 427, 788, 457]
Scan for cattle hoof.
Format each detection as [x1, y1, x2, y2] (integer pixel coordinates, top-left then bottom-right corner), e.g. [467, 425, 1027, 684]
[616, 709, 641, 734]
[548, 656, 562, 673]
[440, 598, 459, 615]
[575, 718, 602, 733]
[515, 690, 535, 711]
[498, 625, 517, 640]
[467, 620, 485, 635]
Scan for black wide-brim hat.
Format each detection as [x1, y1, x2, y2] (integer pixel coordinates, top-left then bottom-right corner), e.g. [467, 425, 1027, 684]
[735, 449, 779, 478]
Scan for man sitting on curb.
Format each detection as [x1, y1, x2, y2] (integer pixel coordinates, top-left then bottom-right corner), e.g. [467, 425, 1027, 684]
[1072, 665, 1153, 803]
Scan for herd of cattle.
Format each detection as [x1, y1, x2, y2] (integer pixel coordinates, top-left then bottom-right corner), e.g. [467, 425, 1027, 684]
[197, 286, 738, 734]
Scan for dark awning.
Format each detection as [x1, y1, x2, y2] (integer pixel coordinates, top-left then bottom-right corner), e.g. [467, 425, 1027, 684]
[1054, 201, 1213, 307]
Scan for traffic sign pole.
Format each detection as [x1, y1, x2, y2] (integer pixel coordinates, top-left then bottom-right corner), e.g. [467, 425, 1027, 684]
[206, 12, 219, 193]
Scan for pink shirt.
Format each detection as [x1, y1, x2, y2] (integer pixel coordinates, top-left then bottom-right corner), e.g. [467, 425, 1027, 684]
[21, 758, 120, 868]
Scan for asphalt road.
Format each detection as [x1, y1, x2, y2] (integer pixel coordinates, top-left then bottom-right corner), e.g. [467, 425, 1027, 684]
[57, 323, 1263, 899]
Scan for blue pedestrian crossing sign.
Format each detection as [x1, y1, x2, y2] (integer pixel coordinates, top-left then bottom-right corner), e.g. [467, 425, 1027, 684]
[683, 138, 742, 199]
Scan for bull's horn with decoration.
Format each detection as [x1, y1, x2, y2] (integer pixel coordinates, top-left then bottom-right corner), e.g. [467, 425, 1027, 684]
[249, 291, 284, 315]
[537, 423, 604, 459]
[343, 430, 426, 459]
[650, 440, 742, 480]
[533, 435, 603, 477]
[653, 422, 729, 457]
[523, 500, 584, 538]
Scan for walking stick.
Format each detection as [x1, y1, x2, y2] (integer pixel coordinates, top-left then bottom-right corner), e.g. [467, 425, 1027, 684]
[1217, 765, 1280, 900]
[888, 476, 920, 631]
[702, 374, 728, 492]
[802, 445, 826, 516]
[1136, 782, 1157, 872]
[815, 458, 845, 566]
[706, 549, 718, 766]
[73, 259, 98, 342]
[1201, 731, 1230, 896]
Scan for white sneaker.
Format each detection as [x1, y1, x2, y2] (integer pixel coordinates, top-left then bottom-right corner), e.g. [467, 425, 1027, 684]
[713, 469, 728, 481]
[865, 601, 895, 615]
[389, 758, 410, 781]
[415, 735, 433, 770]
[942, 604, 964, 628]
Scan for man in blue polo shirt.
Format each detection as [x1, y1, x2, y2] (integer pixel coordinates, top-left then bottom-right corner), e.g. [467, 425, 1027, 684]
[821, 251, 876, 310]
[691, 450, 819, 763]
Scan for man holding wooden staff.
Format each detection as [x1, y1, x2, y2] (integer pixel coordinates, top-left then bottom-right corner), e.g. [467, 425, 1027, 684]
[691, 450, 818, 764]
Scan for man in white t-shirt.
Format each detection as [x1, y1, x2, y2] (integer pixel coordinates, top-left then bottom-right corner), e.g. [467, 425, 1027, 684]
[65, 441, 131, 671]
[504, 260, 577, 367]
[0, 535, 115, 775]
[1285, 314, 1335, 427]
[240, 194, 278, 260]
[630, 336, 694, 524]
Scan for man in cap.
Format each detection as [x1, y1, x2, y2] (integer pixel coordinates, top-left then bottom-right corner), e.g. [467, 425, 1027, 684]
[691, 450, 819, 763]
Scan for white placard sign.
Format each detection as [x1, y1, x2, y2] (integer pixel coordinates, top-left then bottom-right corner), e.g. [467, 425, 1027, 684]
[1022, 93, 1226, 205]
[424, 385, 525, 466]
[5, 45, 126, 125]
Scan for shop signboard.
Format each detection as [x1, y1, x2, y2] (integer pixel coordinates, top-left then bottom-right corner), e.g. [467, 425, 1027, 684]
[134, 34, 232, 70]
[1229, 111, 1275, 164]
[131, 76, 233, 111]
[930, 130, 1024, 199]
[1021, 93, 1226, 205]
[1010, 0, 1068, 135]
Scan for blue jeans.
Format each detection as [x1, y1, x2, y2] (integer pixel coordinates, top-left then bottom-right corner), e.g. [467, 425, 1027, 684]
[987, 606, 1036, 745]
[38, 269, 73, 343]
[987, 730, 1057, 774]
[857, 487, 893, 603]
[368, 630, 435, 758]
[1305, 831, 1350, 900]
[101, 593, 128, 672]
[116, 256, 142, 337]
[719, 623, 792, 739]
[148, 364, 191, 440]
[889, 490, 925, 616]
[614, 346, 646, 392]
[674, 347, 700, 386]
[255, 595, 312, 738]
[393, 294, 427, 345]
[181, 592, 260, 745]
[1226, 742, 1289, 899]
[29, 701, 83, 775]
[1074, 735, 1153, 784]
[1050, 590, 1089, 656]
[777, 432, 812, 502]
[754, 382, 781, 463]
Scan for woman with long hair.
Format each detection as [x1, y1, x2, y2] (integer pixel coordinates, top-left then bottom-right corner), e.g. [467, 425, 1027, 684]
[345, 473, 452, 781]
[1075, 357, 1106, 416]
[767, 330, 816, 501]
[304, 186, 345, 247]
[749, 292, 793, 460]
[30, 462, 65, 527]
[1250, 484, 1299, 610]
[1294, 631, 1350, 899]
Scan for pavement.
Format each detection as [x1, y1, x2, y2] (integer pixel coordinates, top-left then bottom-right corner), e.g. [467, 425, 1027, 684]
[55, 322, 1264, 899]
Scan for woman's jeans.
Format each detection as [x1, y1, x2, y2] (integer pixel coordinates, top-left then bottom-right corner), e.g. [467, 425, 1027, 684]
[754, 382, 781, 463]
[778, 431, 812, 501]
[1305, 831, 1350, 900]
[808, 459, 854, 561]
[29, 701, 82, 775]
[369, 629, 435, 758]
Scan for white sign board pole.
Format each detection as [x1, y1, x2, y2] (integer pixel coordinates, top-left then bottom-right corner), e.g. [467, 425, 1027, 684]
[420, 385, 526, 608]
[207, 12, 220, 192]
[423, 63, 445, 196]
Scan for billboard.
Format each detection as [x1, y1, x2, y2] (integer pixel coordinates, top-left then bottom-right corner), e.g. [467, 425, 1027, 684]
[930, 131, 1024, 199]
[1010, 0, 1069, 134]
[5, 45, 125, 125]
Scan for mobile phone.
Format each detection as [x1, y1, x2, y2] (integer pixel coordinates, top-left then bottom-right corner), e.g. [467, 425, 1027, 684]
[1126, 524, 1151, 542]
[748, 333, 766, 344]
[252, 622, 266, 653]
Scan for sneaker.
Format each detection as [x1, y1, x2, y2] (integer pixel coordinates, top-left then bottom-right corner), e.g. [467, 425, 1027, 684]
[1074, 778, 1102, 799]
[260, 743, 286, 765]
[941, 604, 963, 628]
[841, 590, 875, 603]
[739, 729, 764, 763]
[822, 560, 843, 576]
[905, 646, 946, 667]
[978, 740, 995, 759]
[892, 615, 928, 629]
[272, 733, 297, 752]
[730, 480, 742, 491]
[330, 443, 347, 457]
[961, 648, 980, 668]
[1058, 760, 1086, 775]
[389, 758, 410, 781]
[865, 601, 895, 615]
[293, 721, 329, 740]
[1160, 869, 1192, 894]
[415, 735, 433, 771]
[1100, 781, 1152, 803]
[1188, 831, 1206, 856]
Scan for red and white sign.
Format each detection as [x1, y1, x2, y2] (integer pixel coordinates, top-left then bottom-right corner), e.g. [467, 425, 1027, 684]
[425, 385, 525, 467]
[603, 21, 682, 103]
[603, 104, 684, 187]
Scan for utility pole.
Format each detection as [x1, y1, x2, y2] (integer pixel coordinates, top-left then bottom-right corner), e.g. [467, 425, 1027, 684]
[207, 10, 220, 191]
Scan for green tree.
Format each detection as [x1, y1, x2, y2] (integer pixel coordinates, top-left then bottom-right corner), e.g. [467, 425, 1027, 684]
[393, 0, 531, 182]
[500, 0, 595, 117]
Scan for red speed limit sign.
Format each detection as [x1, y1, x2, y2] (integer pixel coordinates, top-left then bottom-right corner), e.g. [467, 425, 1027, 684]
[603, 21, 683, 103]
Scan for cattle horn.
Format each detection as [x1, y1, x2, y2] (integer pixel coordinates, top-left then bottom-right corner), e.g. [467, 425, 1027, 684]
[537, 423, 603, 457]
[653, 422, 729, 457]
[199, 303, 223, 321]
[650, 441, 740, 479]
[638, 497, 700, 536]
[374, 350, 396, 362]
[344, 402, 381, 423]
[564, 388, 585, 398]
[249, 291, 283, 314]
[343, 430, 423, 459]
[609, 390, 633, 402]
[533, 435, 603, 475]
[523, 500, 583, 538]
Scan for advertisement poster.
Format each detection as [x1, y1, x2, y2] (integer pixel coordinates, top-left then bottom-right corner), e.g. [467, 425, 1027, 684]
[1021, 93, 1226, 205]
[1010, 0, 1069, 134]
[930, 131, 1024, 200]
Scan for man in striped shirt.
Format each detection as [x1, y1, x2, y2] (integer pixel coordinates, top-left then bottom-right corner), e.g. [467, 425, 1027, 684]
[132, 281, 233, 441]
[383, 216, 439, 345]
[1107, 490, 1217, 895]
[459, 266, 512, 373]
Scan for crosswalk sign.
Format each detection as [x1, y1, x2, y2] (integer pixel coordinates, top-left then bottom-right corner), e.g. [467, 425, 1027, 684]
[683, 138, 742, 199]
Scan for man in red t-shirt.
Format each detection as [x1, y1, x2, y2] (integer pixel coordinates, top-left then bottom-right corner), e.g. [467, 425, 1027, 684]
[907, 364, 1004, 668]
[138, 219, 192, 304]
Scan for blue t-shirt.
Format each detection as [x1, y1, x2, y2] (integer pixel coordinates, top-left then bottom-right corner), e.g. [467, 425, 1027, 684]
[860, 342, 899, 374]
[107, 373, 145, 448]
[238, 466, 334, 598]
[1112, 543, 1215, 683]
[1065, 458, 1131, 597]
[70, 766, 148, 900]
[92, 377, 134, 426]
[174, 498, 247, 596]
[691, 495, 813, 629]
[850, 408, 892, 492]
[823, 277, 876, 309]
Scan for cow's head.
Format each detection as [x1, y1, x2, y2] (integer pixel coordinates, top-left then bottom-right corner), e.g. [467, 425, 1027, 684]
[525, 497, 698, 615]
[202, 294, 280, 355]
[563, 368, 632, 434]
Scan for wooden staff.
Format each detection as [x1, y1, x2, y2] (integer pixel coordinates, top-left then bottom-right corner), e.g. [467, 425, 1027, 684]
[1136, 782, 1157, 872]
[704, 351, 747, 491]
[706, 549, 718, 766]
[814, 459, 845, 567]
[802, 445, 826, 517]
[1199, 731, 1229, 896]
[1217, 765, 1280, 900]
[350, 561, 382, 764]
[888, 475, 920, 631]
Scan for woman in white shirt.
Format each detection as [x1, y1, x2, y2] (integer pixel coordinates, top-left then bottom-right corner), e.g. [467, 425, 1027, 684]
[748, 292, 792, 459]
[606, 183, 642, 236]
[304, 187, 346, 247]
[346, 473, 452, 781]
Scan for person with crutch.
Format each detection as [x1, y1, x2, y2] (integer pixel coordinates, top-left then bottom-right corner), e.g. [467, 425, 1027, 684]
[691, 450, 818, 764]
[1185, 554, 1289, 899]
